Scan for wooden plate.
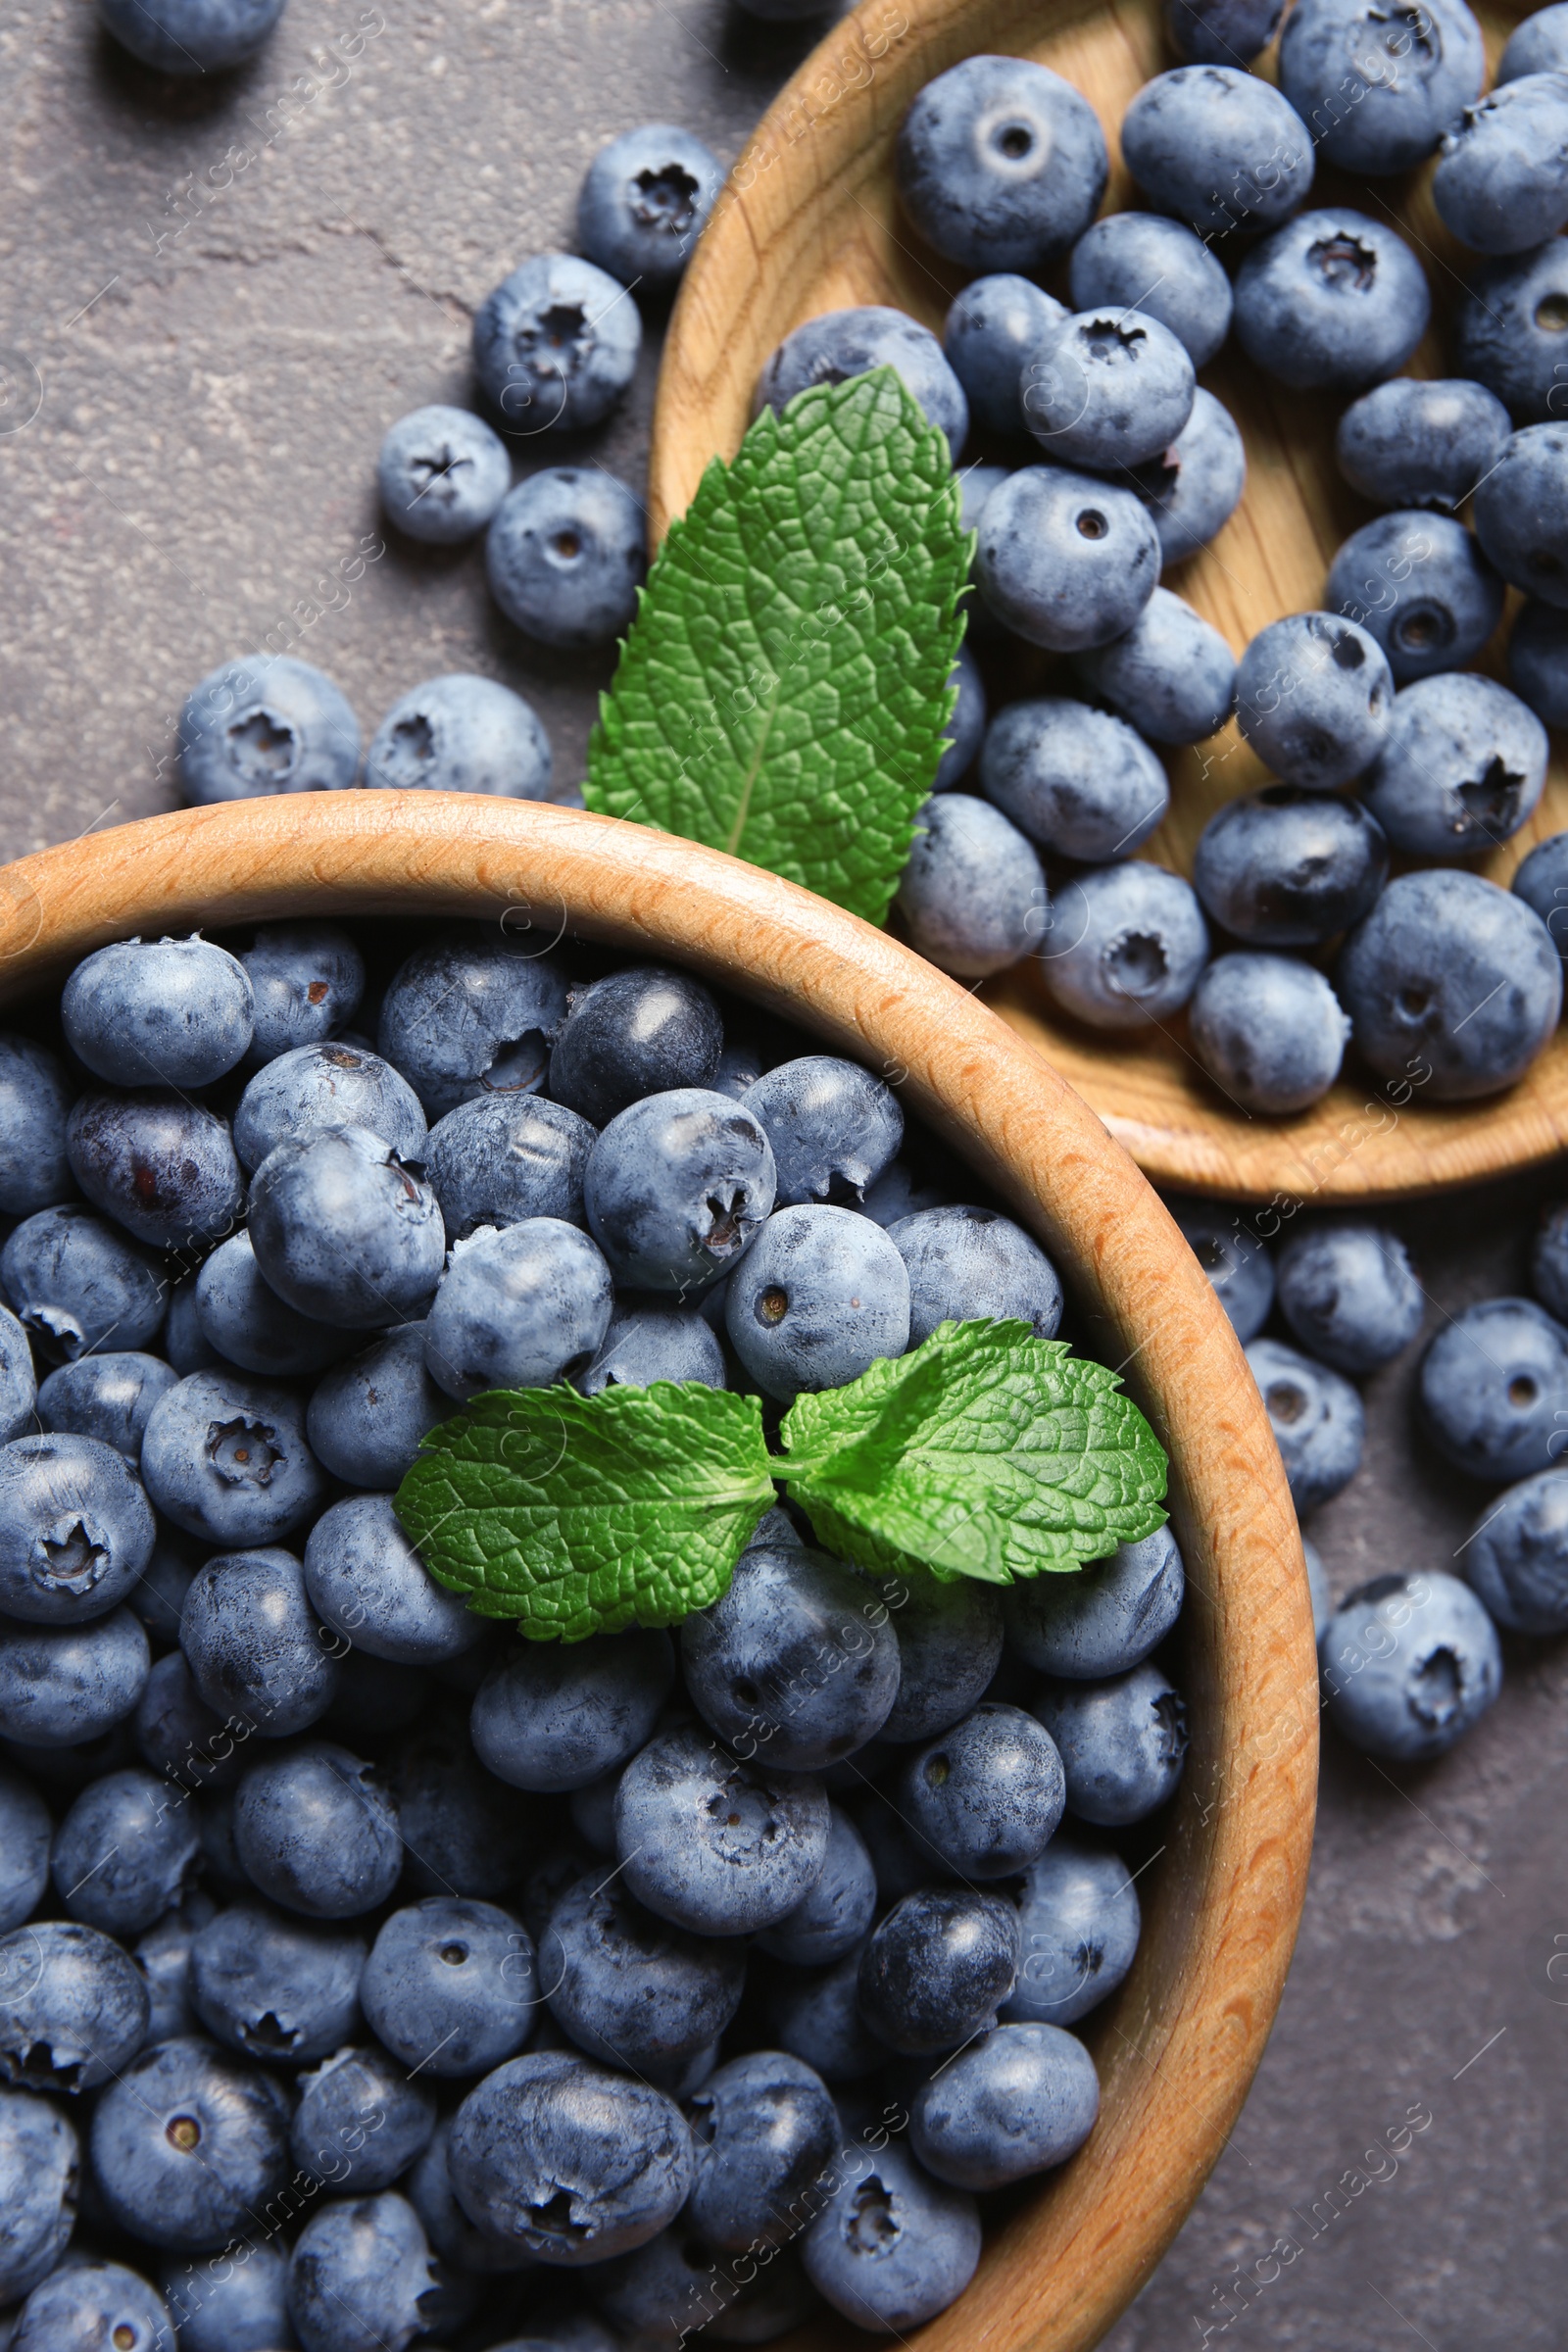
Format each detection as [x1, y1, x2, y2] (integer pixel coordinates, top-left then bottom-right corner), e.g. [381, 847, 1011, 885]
[0, 795, 1316, 2352]
[649, 0, 1564, 1204]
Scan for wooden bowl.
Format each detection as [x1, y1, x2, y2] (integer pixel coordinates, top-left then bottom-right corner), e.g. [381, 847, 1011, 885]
[650, 0, 1565, 1204]
[0, 794, 1315, 2351]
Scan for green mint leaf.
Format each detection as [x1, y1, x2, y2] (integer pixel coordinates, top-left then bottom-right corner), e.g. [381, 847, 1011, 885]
[585, 369, 970, 926]
[778, 1319, 1168, 1586]
[394, 1382, 776, 1642]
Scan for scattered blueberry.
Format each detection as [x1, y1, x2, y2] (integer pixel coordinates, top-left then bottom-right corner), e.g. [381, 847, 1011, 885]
[37, 1350, 176, 1462]
[896, 794, 1050, 979]
[366, 672, 554, 800]
[911, 2019, 1100, 2188]
[190, 1898, 365, 2064]
[1235, 611, 1393, 791]
[67, 1089, 244, 1250]
[470, 1626, 672, 1791]
[1004, 1834, 1142, 2026]
[1068, 211, 1232, 368]
[1024, 307, 1196, 471]
[0, 1917, 149, 2091]
[1462, 1467, 1568, 1633]
[1435, 74, 1568, 254]
[1455, 243, 1568, 422]
[90, 2034, 290, 2251]
[975, 466, 1160, 651]
[1120, 67, 1313, 234]
[1336, 375, 1513, 513]
[1235, 210, 1430, 390]
[1164, 0, 1283, 58]
[858, 1886, 1020, 2052]
[63, 935, 253, 1090]
[423, 1216, 612, 1399]
[1037, 861, 1209, 1031]
[473, 252, 642, 434]
[378, 929, 569, 1120]
[1321, 1570, 1501, 1758]
[682, 1541, 902, 1771]
[1421, 1295, 1568, 1480]
[1500, 2, 1568, 78]
[1125, 384, 1247, 568]
[144, 1372, 326, 1546]
[1005, 1526, 1185, 1681]
[179, 1544, 338, 1734]
[52, 1765, 197, 1935]
[486, 467, 648, 651]
[1248, 1335, 1366, 1509]
[804, 2134, 981, 2333]
[578, 122, 724, 289]
[0, 1607, 150, 1748]
[1275, 1221, 1424, 1373]
[980, 696, 1170, 859]
[1072, 587, 1237, 747]
[943, 274, 1066, 440]
[1190, 952, 1350, 1114]
[377, 406, 511, 545]
[179, 655, 360, 805]
[1169, 1200, 1275, 1341]
[1278, 0, 1483, 174]
[1473, 421, 1568, 600]
[1193, 786, 1390, 948]
[1329, 513, 1504, 686]
[726, 1204, 910, 1401]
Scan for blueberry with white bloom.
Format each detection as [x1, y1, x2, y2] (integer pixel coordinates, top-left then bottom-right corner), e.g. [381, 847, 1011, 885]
[423, 1217, 612, 1400]
[1120, 67, 1313, 234]
[1275, 1222, 1423, 1373]
[190, 1899, 365, 2064]
[935, 644, 987, 789]
[0, 1035, 74, 1218]
[52, 1766, 197, 1935]
[1435, 74, 1568, 254]
[90, 2034, 291, 2252]
[1456, 246, 1568, 423]
[0, 1431, 155, 1625]
[306, 1322, 455, 1492]
[756, 1803, 879, 1965]
[804, 2134, 980, 2332]
[943, 274, 1066, 439]
[887, 1202, 1062, 1346]
[2, 1210, 152, 1364]
[63, 935, 253, 1090]
[486, 468, 647, 651]
[144, 1371, 325, 1545]
[911, 2020, 1100, 2189]
[305, 1494, 477, 1666]
[584, 1088, 775, 1294]
[870, 1571, 1004, 1746]
[1068, 212, 1232, 368]
[897, 55, 1108, 272]
[1420, 1296, 1568, 1481]
[249, 1123, 445, 1331]
[195, 1232, 349, 1378]
[1034, 1661, 1188, 1824]
[133, 1893, 215, 2041]
[366, 672, 553, 800]
[1278, 0, 1484, 173]
[615, 1725, 830, 1936]
[897, 1702, 1064, 1878]
[580, 1302, 726, 1394]
[1024, 306, 1195, 473]
[98, 0, 283, 71]
[14, 2261, 171, 2352]
[1190, 953, 1350, 1115]
[38, 1350, 176, 1462]
[858, 1886, 1020, 2053]
[0, 1917, 149, 2091]
[543, 1875, 743, 2072]
[744, 1055, 902, 1210]
[1235, 612, 1393, 792]
[238, 920, 364, 1065]
[1164, 0, 1283, 59]
[377, 406, 511, 544]
[1004, 1526, 1185, 1680]
[1193, 787, 1390, 948]
[292, 2043, 437, 2194]
[0, 1607, 150, 1747]
[1337, 870, 1562, 1101]
[234, 1040, 427, 1171]
[68, 1091, 244, 1251]
[0, 1767, 50, 1932]
[426, 1095, 595, 1244]
[1247, 1336, 1364, 1509]
[685, 2049, 839, 2252]
[1328, 514, 1504, 686]
[726, 1204, 910, 1401]
[473, 252, 641, 434]
[755, 306, 968, 453]
[1510, 601, 1568, 729]
[1462, 1467, 1568, 1634]
[470, 1627, 673, 1791]
[1073, 589, 1236, 747]
[379, 928, 570, 1120]
[577, 122, 724, 289]
[179, 654, 360, 804]
[1336, 376, 1513, 514]
[682, 1542, 902, 1771]
[389, 1707, 528, 1900]
[1235, 211, 1430, 390]
[179, 1544, 338, 1734]
[162, 2238, 292, 2351]
[976, 466, 1160, 651]
[1474, 421, 1568, 598]
[164, 1274, 218, 1375]
[362, 1895, 535, 2078]
[1126, 385, 1247, 568]
[405, 2113, 535, 2275]
[1003, 1835, 1142, 2025]
[1501, 4, 1568, 77]
[287, 2190, 445, 2352]
[980, 697, 1169, 861]
[1321, 1571, 1501, 1759]
[0, 2085, 78, 2304]
[233, 1740, 402, 1919]
[1169, 1200, 1274, 1341]
[1038, 861, 1209, 1031]
[895, 794, 1050, 979]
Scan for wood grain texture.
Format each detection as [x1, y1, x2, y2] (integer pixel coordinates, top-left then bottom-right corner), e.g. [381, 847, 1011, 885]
[649, 0, 1564, 1205]
[0, 794, 1317, 2351]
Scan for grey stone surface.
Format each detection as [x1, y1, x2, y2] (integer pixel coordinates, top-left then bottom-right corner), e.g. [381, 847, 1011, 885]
[2, 3, 1564, 2344]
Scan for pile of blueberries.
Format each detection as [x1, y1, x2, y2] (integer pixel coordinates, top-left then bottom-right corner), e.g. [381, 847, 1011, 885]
[1178, 1185, 1568, 1768]
[0, 921, 1198, 2350]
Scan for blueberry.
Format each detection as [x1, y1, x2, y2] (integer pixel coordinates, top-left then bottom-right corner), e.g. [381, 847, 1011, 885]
[1004, 1526, 1185, 1681]
[897, 1703, 1064, 1879]
[911, 2020, 1099, 2190]
[379, 929, 569, 1120]
[0, 1607, 149, 1747]
[1068, 212, 1232, 368]
[897, 55, 1107, 272]
[0, 1431, 156, 1626]
[1125, 384, 1247, 568]
[936, 644, 987, 789]
[62, 938, 253, 1092]
[287, 2189, 444, 2352]
[886, 1203, 1062, 1349]
[726, 1205, 910, 1401]
[858, 1886, 1020, 2053]
[486, 470, 647, 651]
[543, 1874, 742, 2069]
[583, 2223, 756, 2346]
[0, 1766, 49, 1931]
[682, 2048, 838, 2252]
[179, 655, 360, 805]
[1501, 3, 1568, 78]
[306, 1324, 455, 1492]
[145, 1373, 325, 1546]
[363, 1894, 535, 2079]
[1193, 786, 1390, 947]
[1034, 1661, 1189, 1823]
[975, 466, 1159, 651]
[755, 1803, 878, 1967]
[377, 406, 511, 545]
[1163, 0, 1284, 65]
[389, 1709, 528, 1899]
[234, 1042, 427, 1173]
[1322, 1570, 1501, 1757]
[367, 673, 553, 800]
[743, 1055, 902, 1211]
[578, 122, 724, 289]
[1024, 307, 1196, 472]
[163, 1274, 218, 1376]
[1038, 861, 1209, 1031]
[754, 308, 968, 454]
[292, 2042, 437, 2193]
[1235, 612, 1393, 791]
[0, 1036, 74, 1218]
[473, 253, 642, 434]
[1337, 869, 1562, 1099]
[980, 697, 1169, 860]
[943, 274, 1066, 440]
[179, 1545, 338, 1734]
[162, 2237, 292, 2351]
[1247, 1335, 1366, 1510]
[859, 1159, 948, 1230]
[846, 1780, 950, 1903]
[423, 1217, 612, 1399]
[683, 1544, 901, 1773]
[190, 1899, 365, 2064]
[67, 1091, 243, 1252]
[133, 1893, 215, 2042]
[238, 921, 365, 1067]
[1463, 1467, 1568, 1632]
[0, 2085, 77, 2302]
[1, 1211, 160, 1367]
[1510, 601, 1568, 728]
[1169, 1200, 1275, 1341]
[1275, 1222, 1423, 1373]
[1120, 67, 1313, 234]
[305, 1494, 476, 1667]
[614, 1724, 830, 1936]
[1004, 1834, 1142, 2026]
[52, 1766, 197, 1934]
[248, 1124, 444, 1332]
[1336, 375, 1513, 514]
[804, 2132, 979, 2331]
[580, 1303, 725, 1395]
[1236, 210, 1431, 390]
[1072, 588, 1237, 747]
[0, 1918, 149, 2091]
[768, 1941, 889, 2081]
[554, 968, 722, 1126]
[1435, 74, 1568, 254]
[192, 1233, 346, 1381]
[583, 1090, 774, 1295]
[1279, 0, 1483, 172]
[469, 1628, 672, 1791]
[858, 1573, 1004, 1748]
[1454, 242, 1568, 422]
[404, 2112, 535, 2275]
[3, 1719, 137, 1788]
[38, 1352, 176, 1463]
[1536, 1196, 1568, 1319]
[1340, 519, 1504, 695]
[91, 2034, 290, 2251]
[14, 2259, 171, 2352]
[233, 1741, 402, 1918]
[133, 1650, 229, 1800]
[426, 1102, 594, 1258]
[97, 0, 281, 70]
[1421, 1295, 1568, 1480]
[1190, 952, 1350, 1114]
[1474, 420, 1568, 598]
[895, 795, 1050, 978]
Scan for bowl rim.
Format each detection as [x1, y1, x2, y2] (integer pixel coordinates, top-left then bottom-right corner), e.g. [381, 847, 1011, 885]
[0, 793, 1318, 2351]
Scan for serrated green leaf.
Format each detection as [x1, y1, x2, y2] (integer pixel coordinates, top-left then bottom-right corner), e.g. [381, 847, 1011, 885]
[394, 1382, 776, 1642]
[585, 369, 970, 925]
[778, 1319, 1169, 1585]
